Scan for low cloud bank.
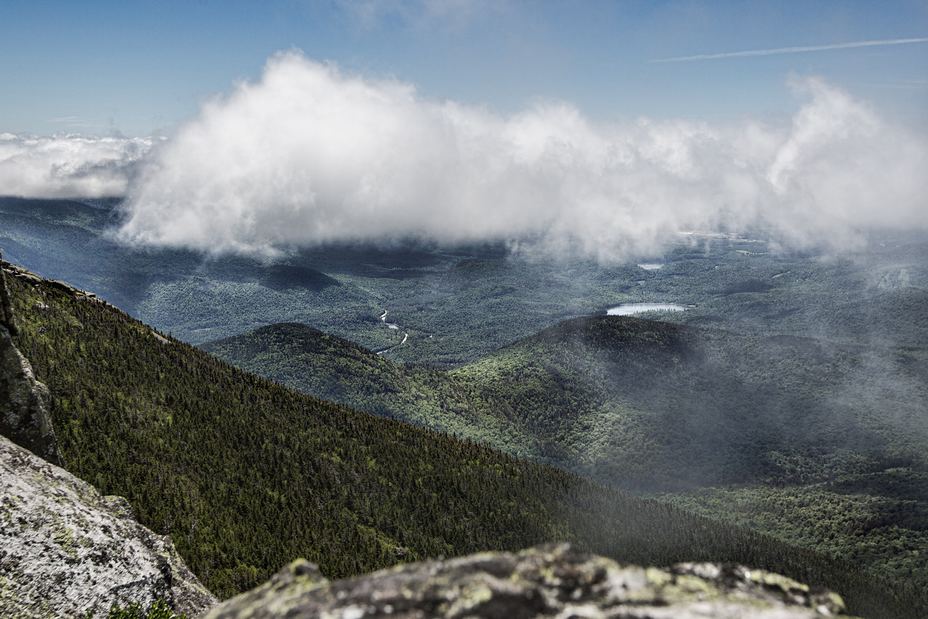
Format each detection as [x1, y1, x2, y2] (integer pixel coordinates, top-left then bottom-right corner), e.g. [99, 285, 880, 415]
[10, 52, 927, 261]
[0, 133, 152, 199]
[117, 54, 928, 259]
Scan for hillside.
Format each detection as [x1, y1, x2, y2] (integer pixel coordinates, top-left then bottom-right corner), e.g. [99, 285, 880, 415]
[204, 316, 928, 593]
[201, 323, 536, 454]
[459, 315, 928, 485]
[5, 263, 926, 617]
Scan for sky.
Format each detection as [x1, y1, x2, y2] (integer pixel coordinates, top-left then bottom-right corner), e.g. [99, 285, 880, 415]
[1, 0, 927, 136]
[1, 1, 927, 261]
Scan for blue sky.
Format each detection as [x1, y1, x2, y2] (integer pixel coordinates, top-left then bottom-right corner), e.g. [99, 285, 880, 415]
[2, 0, 927, 136]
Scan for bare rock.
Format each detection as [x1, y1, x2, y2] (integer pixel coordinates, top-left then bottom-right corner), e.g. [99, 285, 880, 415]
[0, 262, 15, 333]
[0, 324, 59, 465]
[0, 257, 59, 464]
[0, 434, 217, 618]
[205, 544, 851, 618]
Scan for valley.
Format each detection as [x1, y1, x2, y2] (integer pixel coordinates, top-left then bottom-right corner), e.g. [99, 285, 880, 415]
[203, 315, 928, 591]
[4, 198, 925, 364]
[2, 197, 927, 616]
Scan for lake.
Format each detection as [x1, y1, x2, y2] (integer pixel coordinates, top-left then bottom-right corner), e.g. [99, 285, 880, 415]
[606, 303, 686, 316]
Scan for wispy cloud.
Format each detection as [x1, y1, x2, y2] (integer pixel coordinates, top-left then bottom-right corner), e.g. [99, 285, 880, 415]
[0, 133, 152, 199]
[652, 37, 928, 63]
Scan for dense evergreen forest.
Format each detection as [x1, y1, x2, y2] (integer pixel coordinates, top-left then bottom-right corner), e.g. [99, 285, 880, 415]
[7, 267, 928, 617]
[204, 317, 928, 594]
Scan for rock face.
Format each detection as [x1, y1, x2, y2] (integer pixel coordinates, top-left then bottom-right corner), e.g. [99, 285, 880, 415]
[0, 434, 217, 617]
[0, 325, 58, 464]
[0, 259, 60, 465]
[206, 544, 849, 619]
[0, 257, 15, 334]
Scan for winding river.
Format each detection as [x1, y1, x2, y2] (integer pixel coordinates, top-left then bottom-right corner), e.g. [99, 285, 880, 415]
[376, 310, 409, 355]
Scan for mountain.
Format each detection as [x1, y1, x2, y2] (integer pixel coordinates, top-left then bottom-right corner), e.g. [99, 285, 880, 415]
[4, 262, 923, 617]
[201, 322, 535, 452]
[203, 316, 928, 593]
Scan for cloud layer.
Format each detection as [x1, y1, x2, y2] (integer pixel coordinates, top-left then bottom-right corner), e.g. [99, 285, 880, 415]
[11, 52, 926, 261]
[0, 133, 152, 199]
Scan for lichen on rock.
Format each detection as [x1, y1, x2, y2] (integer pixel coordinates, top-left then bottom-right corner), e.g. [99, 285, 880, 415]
[0, 434, 217, 618]
[205, 544, 852, 618]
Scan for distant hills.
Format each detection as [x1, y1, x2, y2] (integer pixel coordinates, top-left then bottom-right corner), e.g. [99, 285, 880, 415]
[6, 196, 928, 365]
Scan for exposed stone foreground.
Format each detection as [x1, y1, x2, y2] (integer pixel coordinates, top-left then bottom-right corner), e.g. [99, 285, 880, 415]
[0, 434, 217, 618]
[206, 544, 850, 619]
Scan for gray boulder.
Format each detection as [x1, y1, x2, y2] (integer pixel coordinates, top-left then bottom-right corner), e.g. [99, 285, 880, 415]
[0, 434, 217, 617]
[205, 544, 850, 618]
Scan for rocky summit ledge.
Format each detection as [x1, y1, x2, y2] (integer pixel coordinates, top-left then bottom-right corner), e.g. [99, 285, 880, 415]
[206, 544, 850, 619]
[0, 434, 217, 618]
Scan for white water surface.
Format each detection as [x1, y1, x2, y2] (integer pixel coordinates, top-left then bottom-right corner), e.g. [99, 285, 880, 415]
[606, 303, 686, 316]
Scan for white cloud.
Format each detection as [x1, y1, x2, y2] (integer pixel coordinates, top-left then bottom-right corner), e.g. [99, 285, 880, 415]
[0, 133, 152, 199]
[115, 53, 928, 260]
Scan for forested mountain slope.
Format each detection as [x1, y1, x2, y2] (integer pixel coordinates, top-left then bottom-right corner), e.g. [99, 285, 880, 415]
[201, 322, 536, 454]
[6, 263, 927, 617]
[459, 315, 928, 487]
[205, 316, 928, 595]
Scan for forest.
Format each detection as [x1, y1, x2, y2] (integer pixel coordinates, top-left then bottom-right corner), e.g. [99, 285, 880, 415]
[7, 267, 927, 618]
[204, 315, 928, 593]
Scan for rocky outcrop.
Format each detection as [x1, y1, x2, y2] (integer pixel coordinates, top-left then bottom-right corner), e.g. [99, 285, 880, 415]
[0, 323, 58, 465]
[0, 255, 15, 335]
[0, 258, 59, 465]
[0, 434, 217, 617]
[206, 544, 850, 619]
